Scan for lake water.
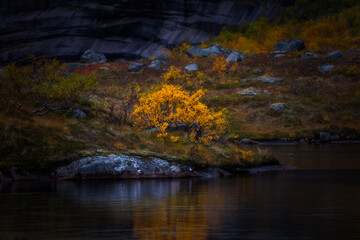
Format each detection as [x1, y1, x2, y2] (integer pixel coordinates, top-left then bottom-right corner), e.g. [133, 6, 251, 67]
[1, 144, 360, 240]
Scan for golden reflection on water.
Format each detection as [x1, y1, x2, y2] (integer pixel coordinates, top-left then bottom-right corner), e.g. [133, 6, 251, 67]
[132, 181, 228, 240]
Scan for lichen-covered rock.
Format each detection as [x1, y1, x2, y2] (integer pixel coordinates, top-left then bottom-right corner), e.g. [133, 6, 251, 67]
[261, 77, 283, 83]
[328, 51, 344, 58]
[186, 47, 210, 57]
[128, 62, 146, 72]
[148, 59, 166, 70]
[274, 39, 305, 52]
[318, 65, 335, 74]
[56, 154, 201, 180]
[240, 87, 259, 96]
[155, 53, 169, 60]
[72, 108, 87, 119]
[270, 103, 285, 111]
[80, 49, 107, 63]
[184, 64, 198, 71]
[226, 51, 243, 62]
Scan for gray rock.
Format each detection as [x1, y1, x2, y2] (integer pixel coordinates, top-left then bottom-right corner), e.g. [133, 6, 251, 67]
[274, 54, 285, 58]
[301, 51, 320, 59]
[240, 87, 259, 96]
[346, 50, 360, 56]
[186, 47, 209, 57]
[184, 64, 198, 71]
[270, 103, 285, 111]
[239, 138, 259, 145]
[56, 154, 199, 180]
[128, 62, 146, 72]
[274, 39, 305, 52]
[261, 77, 283, 83]
[72, 108, 87, 119]
[80, 49, 106, 63]
[319, 131, 331, 142]
[202, 44, 225, 56]
[318, 65, 335, 74]
[270, 50, 287, 54]
[328, 51, 344, 58]
[249, 68, 263, 75]
[148, 60, 166, 70]
[155, 53, 169, 60]
[226, 52, 243, 62]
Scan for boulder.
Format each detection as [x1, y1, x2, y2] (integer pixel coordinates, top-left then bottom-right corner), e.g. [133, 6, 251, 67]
[318, 65, 335, 74]
[148, 60, 166, 70]
[80, 49, 106, 63]
[56, 154, 200, 180]
[270, 103, 285, 111]
[155, 53, 169, 60]
[128, 62, 146, 72]
[274, 54, 285, 58]
[226, 52, 243, 62]
[186, 47, 209, 57]
[261, 77, 283, 83]
[184, 64, 198, 71]
[274, 39, 305, 52]
[202, 44, 225, 56]
[240, 87, 259, 96]
[186, 44, 225, 57]
[301, 51, 320, 59]
[72, 108, 87, 119]
[328, 51, 344, 58]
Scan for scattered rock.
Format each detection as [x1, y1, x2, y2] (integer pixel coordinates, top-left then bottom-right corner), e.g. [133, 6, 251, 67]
[240, 87, 259, 96]
[149, 59, 166, 70]
[239, 138, 259, 145]
[184, 64, 198, 71]
[128, 62, 146, 72]
[226, 51, 243, 62]
[346, 50, 360, 56]
[186, 47, 209, 57]
[318, 65, 335, 74]
[80, 49, 107, 63]
[301, 51, 320, 59]
[319, 131, 331, 142]
[274, 39, 305, 52]
[186, 44, 225, 57]
[270, 103, 285, 111]
[261, 77, 283, 83]
[72, 108, 87, 119]
[274, 54, 285, 58]
[202, 44, 225, 56]
[155, 53, 169, 60]
[328, 51, 344, 58]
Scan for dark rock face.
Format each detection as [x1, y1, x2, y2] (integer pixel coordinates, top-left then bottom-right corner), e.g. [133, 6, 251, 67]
[0, 0, 289, 64]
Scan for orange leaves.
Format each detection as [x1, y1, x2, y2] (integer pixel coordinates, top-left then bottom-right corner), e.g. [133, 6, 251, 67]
[211, 56, 229, 75]
[132, 84, 226, 145]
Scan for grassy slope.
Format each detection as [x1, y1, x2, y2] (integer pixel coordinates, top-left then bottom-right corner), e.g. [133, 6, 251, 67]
[1, 1, 360, 173]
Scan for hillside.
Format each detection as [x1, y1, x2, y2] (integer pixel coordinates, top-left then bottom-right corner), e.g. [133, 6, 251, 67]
[0, 0, 359, 174]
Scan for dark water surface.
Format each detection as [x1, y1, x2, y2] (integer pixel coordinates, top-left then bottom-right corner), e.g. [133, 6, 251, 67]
[1, 145, 360, 240]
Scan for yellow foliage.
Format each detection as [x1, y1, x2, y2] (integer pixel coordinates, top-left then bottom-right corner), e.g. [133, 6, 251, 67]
[235, 148, 255, 162]
[211, 56, 230, 75]
[162, 66, 183, 82]
[132, 84, 226, 145]
[169, 43, 191, 60]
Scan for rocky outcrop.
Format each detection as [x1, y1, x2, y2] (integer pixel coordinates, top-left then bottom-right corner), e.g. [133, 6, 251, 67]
[56, 154, 229, 180]
[0, 0, 290, 64]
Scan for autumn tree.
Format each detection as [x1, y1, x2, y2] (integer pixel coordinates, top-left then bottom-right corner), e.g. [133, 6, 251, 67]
[132, 84, 226, 145]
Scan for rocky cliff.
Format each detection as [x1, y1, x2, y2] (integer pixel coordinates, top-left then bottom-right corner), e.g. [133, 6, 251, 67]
[0, 0, 290, 64]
